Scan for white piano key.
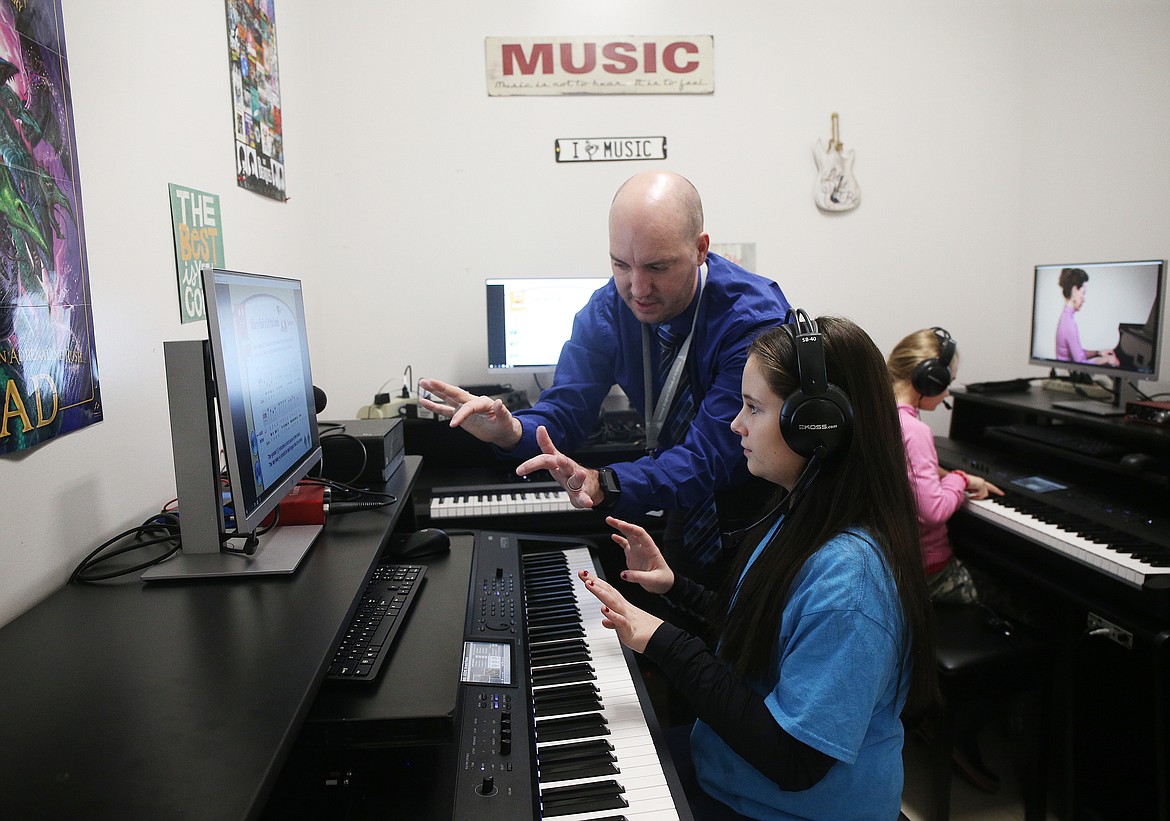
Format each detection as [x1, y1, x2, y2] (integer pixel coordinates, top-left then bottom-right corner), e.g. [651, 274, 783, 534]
[966, 497, 1168, 587]
[529, 546, 680, 821]
[431, 488, 582, 519]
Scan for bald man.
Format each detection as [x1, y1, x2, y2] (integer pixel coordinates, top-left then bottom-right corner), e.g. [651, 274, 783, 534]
[421, 171, 790, 580]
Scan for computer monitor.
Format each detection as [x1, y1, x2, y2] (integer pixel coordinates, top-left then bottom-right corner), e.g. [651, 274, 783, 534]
[1028, 259, 1166, 413]
[143, 268, 323, 580]
[485, 276, 610, 370]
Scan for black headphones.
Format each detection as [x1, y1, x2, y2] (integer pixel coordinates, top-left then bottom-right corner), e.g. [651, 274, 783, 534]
[910, 327, 955, 397]
[778, 309, 854, 458]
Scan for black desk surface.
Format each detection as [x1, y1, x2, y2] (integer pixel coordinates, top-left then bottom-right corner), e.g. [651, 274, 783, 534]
[0, 456, 421, 821]
[301, 530, 475, 746]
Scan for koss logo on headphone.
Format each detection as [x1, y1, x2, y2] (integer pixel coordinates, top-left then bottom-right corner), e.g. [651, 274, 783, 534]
[911, 327, 955, 397]
[778, 310, 854, 458]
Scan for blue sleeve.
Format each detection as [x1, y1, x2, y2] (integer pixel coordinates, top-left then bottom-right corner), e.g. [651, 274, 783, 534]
[505, 285, 626, 459]
[506, 263, 789, 517]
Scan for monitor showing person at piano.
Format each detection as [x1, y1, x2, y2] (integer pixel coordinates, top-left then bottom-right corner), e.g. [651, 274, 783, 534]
[1029, 259, 1166, 385]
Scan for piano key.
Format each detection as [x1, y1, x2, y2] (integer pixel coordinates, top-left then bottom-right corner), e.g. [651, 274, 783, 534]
[966, 495, 1170, 588]
[430, 482, 584, 519]
[524, 547, 681, 821]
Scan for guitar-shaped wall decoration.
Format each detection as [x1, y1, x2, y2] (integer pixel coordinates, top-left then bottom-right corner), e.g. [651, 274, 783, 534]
[813, 113, 860, 212]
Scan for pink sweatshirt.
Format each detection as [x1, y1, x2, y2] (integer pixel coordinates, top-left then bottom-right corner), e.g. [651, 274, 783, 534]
[897, 404, 968, 575]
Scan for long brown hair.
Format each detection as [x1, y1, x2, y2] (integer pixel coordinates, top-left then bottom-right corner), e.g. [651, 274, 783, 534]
[714, 317, 940, 718]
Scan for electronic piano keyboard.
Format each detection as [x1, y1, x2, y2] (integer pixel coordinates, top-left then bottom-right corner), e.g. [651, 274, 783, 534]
[430, 482, 585, 520]
[937, 392, 1170, 820]
[964, 495, 1170, 589]
[451, 532, 692, 821]
[936, 437, 1170, 616]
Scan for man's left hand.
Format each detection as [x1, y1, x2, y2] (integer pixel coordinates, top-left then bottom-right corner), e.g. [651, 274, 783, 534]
[516, 425, 600, 508]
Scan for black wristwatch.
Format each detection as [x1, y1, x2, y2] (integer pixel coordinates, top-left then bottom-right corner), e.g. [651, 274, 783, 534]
[595, 467, 621, 511]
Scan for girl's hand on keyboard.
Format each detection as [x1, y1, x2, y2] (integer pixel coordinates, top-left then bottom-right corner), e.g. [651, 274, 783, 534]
[605, 516, 675, 595]
[965, 475, 1004, 501]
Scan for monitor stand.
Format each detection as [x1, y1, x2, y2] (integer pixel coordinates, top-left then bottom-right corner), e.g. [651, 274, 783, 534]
[1050, 373, 1136, 417]
[141, 525, 323, 581]
[143, 340, 324, 582]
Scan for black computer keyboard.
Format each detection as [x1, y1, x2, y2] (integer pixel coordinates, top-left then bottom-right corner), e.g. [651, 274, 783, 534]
[964, 378, 1033, 394]
[990, 423, 1127, 458]
[328, 562, 426, 682]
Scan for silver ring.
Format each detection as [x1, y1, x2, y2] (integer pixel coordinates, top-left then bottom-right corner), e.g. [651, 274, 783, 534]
[566, 479, 583, 492]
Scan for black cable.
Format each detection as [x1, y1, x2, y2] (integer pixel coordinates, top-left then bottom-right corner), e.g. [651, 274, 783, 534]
[72, 470, 401, 582]
[301, 475, 397, 505]
[1127, 381, 1152, 402]
[70, 512, 182, 583]
[316, 430, 367, 485]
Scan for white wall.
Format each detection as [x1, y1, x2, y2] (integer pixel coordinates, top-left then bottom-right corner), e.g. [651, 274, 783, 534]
[1, 0, 1166, 628]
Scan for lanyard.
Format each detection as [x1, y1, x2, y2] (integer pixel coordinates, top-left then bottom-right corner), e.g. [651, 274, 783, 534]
[642, 262, 707, 452]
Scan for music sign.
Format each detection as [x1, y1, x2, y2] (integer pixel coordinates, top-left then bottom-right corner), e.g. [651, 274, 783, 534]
[555, 137, 667, 163]
[485, 36, 714, 96]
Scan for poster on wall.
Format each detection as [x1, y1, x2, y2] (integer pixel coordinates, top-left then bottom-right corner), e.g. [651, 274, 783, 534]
[486, 36, 715, 96]
[0, 0, 102, 456]
[169, 184, 225, 324]
[225, 0, 286, 202]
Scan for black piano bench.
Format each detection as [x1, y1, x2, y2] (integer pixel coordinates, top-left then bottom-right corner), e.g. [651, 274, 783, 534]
[921, 602, 1050, 821]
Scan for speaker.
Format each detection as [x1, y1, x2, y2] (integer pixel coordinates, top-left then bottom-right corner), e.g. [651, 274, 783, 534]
[778, 309, 853, 458]
[911, 327, 955, 397]
[318, 418, 405, 484]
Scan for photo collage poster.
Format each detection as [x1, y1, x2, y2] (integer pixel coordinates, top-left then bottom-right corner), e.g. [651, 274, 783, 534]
[226, 0, 286, 202]
[0, 0, 101, 455]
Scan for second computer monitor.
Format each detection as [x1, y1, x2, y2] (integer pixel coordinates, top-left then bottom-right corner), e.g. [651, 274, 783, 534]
[485, 276, 610, 370]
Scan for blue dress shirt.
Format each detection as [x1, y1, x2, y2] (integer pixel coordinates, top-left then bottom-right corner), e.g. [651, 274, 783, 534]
[505, 253, 790, 517]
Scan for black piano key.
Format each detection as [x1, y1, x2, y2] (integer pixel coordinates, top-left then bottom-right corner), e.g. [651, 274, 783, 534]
[528, 624, 586, 642]
[540, 758, 621, 781]
[523, 552, 569, 566]
[527, 607, 582, 625]
[536, 738, 615, 763]
[527, 597, 577, 612]
[541, 780, 628, 816]
[529, 622, 585, 638]
[534, 681, 600, 701]
[537, 712, 609, 742]
[526, 579, 574, 595]
[535, 691, 603, 717]
[532, 662, 595, 685]
[542, 779, 625, 800]
[530, 638, 589, 658]
[528, 580, 573, 592]
[531, 647, 592, 666]
[533, 681, 599, 702]
[528, 618, 583, 634]
[524, 560, 571, 575]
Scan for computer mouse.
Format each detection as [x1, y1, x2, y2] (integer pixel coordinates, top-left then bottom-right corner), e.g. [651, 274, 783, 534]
[1120, 452, 1161, 472]
[396, 527, 451, 559]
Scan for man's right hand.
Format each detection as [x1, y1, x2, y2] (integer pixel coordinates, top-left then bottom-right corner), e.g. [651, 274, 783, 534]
[417, 377, 523, 449]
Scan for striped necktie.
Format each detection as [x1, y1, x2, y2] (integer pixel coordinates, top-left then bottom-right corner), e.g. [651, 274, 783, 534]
[657, 324, 722, 567]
